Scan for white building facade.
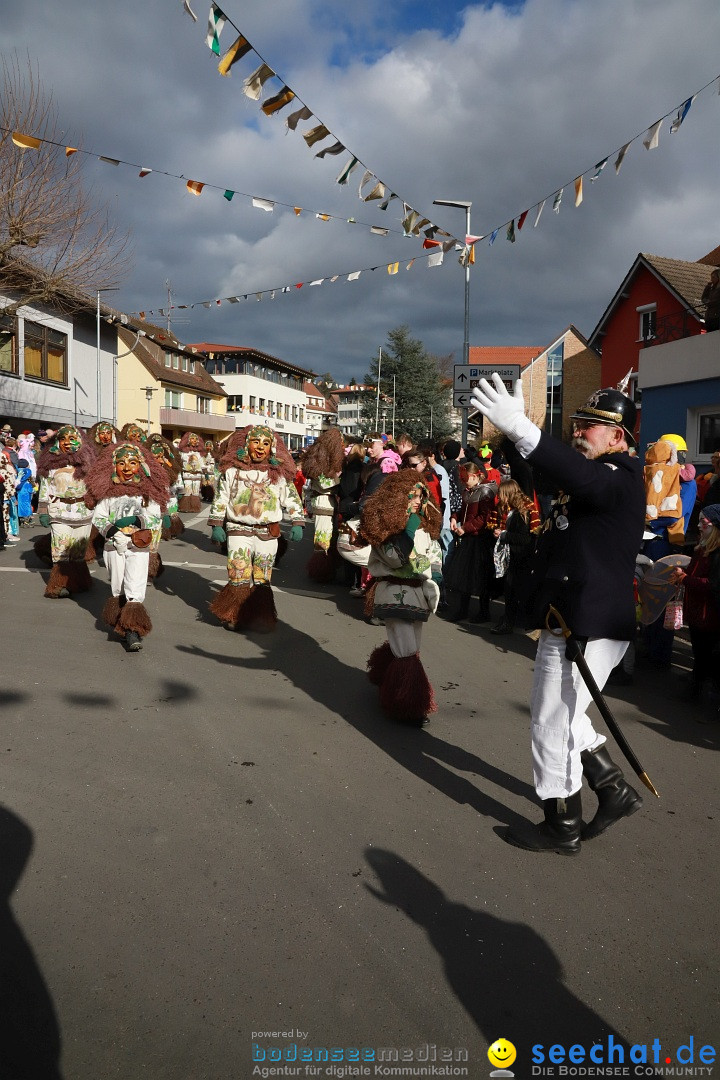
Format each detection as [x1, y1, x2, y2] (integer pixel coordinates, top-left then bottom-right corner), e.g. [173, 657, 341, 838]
[1, 292, 116, 431]
[193, 345, 316, 453]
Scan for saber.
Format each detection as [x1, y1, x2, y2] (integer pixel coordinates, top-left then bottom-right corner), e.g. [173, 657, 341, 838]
[545, 605, 660, 798]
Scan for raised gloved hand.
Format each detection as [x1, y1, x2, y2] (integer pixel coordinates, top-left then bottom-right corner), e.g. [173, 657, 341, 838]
[470, 375, 535, 443]
[115, 515, 140, 529]
[38, 513, 51, 527]
[211, 526, 226, 544]
[290, 525, 303, 542]
[405, 512, 422, 541]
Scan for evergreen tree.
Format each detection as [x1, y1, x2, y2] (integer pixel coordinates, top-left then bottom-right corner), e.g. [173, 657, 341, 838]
[361, 326, 454, 443]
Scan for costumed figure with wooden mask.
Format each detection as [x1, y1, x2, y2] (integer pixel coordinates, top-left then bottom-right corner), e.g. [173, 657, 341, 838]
[84, 441, 169, 651]
[177, 430, 205, 513]
[35, 425, 95, 598]
[299, 424, 345, 582]
[208, 425, 305, 632]
[361, 471, 443, 726]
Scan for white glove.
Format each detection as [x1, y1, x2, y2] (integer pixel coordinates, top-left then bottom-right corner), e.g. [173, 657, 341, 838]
[111, 531, 130, 553]
[470, 374, 535, 444]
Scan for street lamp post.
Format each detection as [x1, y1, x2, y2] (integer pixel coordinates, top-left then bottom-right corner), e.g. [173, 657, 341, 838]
[96, 288, 119, 424]
[142, 386, 157, 432]
[392, 374, 396, 441]
[433, 199, 472, 448]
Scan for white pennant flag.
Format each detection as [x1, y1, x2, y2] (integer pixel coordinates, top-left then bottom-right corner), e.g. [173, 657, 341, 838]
[347, 271, 362, 282]
[552, 188, 563, 214]
[183, 0, 198, 21]
[533, 200, 546, 227]
[252, 197, 275, 212]
[614, 141, 631, 173]
[427, 250, 444, 268]
[643, 119, 663, 150]
[243, 64, 276, 101]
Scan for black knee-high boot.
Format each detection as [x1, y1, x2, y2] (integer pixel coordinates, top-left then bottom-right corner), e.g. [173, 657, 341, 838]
[502, 791, 582, 855]
[580, 746, 642, 840]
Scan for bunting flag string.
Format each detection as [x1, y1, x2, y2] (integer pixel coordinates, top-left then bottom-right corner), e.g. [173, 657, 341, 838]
[0, 124, 422, 244]
[443, 68, 719, 256]
[179, 3, 460, 248]
[127, 246, 450, 322]
[179, 5, 720, 262]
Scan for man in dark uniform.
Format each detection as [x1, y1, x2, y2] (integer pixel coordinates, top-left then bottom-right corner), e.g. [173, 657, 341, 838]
[471, 375, 645, 855]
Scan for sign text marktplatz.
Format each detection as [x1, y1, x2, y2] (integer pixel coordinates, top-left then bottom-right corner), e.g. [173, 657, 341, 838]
[453, 364, 521, 409]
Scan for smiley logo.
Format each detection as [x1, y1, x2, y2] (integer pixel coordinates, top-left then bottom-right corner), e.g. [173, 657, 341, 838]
[488, 1039, 516, 1071]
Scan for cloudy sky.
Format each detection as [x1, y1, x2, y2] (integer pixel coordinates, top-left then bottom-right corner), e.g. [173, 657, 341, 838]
[2, 0, 719, 382]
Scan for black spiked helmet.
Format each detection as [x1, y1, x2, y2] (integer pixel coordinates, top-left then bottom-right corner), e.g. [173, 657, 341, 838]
[570, 387, 638, 445]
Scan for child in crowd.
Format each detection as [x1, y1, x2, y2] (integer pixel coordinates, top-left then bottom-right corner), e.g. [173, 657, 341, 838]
[487, 478, 541, 635]
[443, 462, 497, 623]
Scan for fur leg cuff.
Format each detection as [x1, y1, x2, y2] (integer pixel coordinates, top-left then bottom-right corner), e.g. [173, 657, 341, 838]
[177, 495, 202, 513]
[64, 560, 92, 594]
[367, 641, 395, 686]
[306, 550, 336, 583]
[209, 582, 253, 628]
[169, 515, 185, 538]
[147, 551, 164, 579]
[378, 654, 436, 722]
[102, 595, 124, 628]
[237, 583, 278, 633]
[116, 601, 152, 638]
[44, 562, 70, 597]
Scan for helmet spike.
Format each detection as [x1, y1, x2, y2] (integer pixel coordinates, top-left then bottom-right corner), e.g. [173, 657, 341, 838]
[616, 368, 633, 394]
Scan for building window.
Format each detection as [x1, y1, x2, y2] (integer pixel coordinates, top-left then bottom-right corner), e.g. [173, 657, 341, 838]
[292, 405, 298, 423]
[697, 410, 720, 457]
[249, 396, 256, 413]
[267, 401, 274, 418]
[259, 397, 265, 415]
[637, 304, 657, 342]
[284, 405, 290, 421]
[24, 320, 68, 384]
[197, 396, 211, 414]
[299, 408, 304, 424]
[172, 354, 180, 370]
[227, 394, 243, 412]
[0, 315, 18, 375]
[164, 351, 173, 367]
[164, 389, 182, 408]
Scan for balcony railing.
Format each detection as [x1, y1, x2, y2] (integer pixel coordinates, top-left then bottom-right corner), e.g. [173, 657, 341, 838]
[642, 310, 702, 348]
[159, 407, 235, 432]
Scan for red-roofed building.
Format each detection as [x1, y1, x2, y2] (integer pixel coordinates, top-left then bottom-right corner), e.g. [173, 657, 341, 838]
[468, 332, 600, 440]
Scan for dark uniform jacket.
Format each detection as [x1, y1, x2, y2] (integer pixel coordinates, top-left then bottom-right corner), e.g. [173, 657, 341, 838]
[527, 433, 645, 640]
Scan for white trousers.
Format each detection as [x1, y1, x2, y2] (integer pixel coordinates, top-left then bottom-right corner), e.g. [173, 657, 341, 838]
[531, 630, 627, 800]
[105, 547, 149, 603]
[385, 619, 423, 659]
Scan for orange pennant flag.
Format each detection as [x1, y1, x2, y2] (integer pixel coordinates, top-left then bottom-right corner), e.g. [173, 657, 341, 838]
[12, 132, 41, 150]
[65, 146, 78, 157]
[186, 180, 205, 196]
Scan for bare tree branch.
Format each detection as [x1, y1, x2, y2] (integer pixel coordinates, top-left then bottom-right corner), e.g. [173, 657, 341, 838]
[0, 52, 132, 316]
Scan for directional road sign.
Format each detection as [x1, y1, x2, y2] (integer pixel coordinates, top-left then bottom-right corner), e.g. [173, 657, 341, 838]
[453, 364, 522, 408]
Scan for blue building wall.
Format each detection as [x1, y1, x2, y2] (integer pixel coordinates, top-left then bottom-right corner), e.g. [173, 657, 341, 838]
[639, 377, 720, 460]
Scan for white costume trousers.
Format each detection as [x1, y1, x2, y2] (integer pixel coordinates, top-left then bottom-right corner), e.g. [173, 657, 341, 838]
[385, 619, 423, 659]
[531, 630, 627, 800]
[105, 547, 149, 603]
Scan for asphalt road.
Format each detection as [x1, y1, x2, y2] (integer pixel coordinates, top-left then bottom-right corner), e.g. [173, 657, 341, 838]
[0, 516, 717, 1080]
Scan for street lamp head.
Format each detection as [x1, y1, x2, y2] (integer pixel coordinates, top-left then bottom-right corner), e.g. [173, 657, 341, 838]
[433, 199, 472, 210]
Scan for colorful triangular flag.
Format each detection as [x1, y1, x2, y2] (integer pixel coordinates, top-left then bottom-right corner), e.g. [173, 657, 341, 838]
[243, 63, 275, 101]
[218, 34, 251, 76]
[206, 3, 226, 56]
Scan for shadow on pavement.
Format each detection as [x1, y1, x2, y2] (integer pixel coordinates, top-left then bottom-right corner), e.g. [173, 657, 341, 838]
[0, 805, 63, 1080]
[365, 848, 661, 1073]
[176, 617, 536, 830]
